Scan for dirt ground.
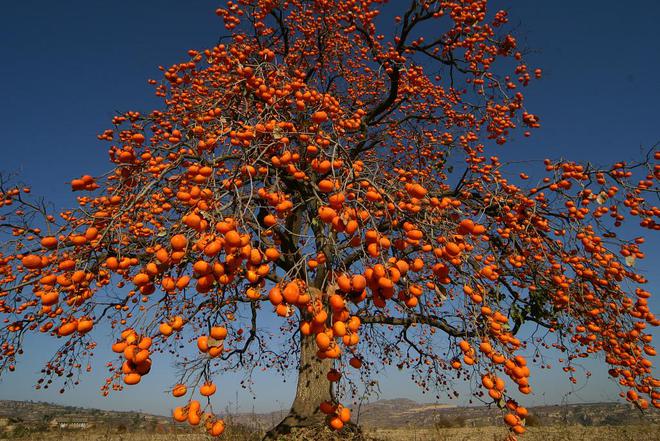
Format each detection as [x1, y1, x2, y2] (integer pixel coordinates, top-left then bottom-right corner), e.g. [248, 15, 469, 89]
[2, 425, 659, 441]
[366, 424, 660, 441]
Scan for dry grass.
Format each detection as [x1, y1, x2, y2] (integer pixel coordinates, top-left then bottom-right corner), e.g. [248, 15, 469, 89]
[366, 424, 660, 441]
[9, 425, 658, 441]
[3, 424, 659, 441]
[0, 428, 261, 441]
[1, 434, 236, 441]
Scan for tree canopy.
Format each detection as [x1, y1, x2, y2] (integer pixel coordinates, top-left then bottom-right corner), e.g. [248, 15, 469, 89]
[0, 1, 658, 439]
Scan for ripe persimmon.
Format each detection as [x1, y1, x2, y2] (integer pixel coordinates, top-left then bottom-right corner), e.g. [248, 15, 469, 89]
[170, 234, 187, 250]
[200, 382, 217, 396]
[172, 384, 187, 397]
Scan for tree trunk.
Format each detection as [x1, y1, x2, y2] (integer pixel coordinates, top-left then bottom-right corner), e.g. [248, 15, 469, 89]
[263, 331, 333, 439]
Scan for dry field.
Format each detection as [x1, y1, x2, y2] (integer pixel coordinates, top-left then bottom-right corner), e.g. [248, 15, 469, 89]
[3, 425, 660, 441]
[0, 434, 233, 441]
[0, 434, 266, 441]
[367, 424, 660, 441]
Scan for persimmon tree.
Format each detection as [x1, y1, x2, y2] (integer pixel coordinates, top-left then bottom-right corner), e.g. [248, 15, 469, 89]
[0, 1, 658, 440]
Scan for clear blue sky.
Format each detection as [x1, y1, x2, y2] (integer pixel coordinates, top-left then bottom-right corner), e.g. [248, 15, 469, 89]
[0, 1, 658, 415]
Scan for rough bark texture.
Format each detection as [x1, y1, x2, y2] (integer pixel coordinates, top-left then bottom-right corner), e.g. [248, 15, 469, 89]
[263, 331, 333, 440]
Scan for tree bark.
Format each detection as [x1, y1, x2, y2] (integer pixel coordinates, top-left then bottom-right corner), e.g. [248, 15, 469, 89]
[263, 330, 333, 439]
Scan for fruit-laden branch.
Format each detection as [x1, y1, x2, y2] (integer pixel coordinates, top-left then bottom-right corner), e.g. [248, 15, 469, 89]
[359, 312, 474, 338]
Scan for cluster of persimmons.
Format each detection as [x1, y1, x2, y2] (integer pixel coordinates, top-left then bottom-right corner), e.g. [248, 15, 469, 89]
[0, 1, 658, 439]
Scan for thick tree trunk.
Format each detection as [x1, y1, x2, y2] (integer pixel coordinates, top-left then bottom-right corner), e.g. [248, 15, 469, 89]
[263, 331, 333, 439]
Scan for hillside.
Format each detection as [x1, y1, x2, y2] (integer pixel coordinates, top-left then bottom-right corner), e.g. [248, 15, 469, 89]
[1, 397, 657, 439]
[228, 398, 659, 430]
[353, 399, 659, 429]
[0, 400, 177, 437]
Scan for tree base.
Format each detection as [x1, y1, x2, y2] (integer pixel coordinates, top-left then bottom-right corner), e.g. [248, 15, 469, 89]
[262, 421, 378, 441]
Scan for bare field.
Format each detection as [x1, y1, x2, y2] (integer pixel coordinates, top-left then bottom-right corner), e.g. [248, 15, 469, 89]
[0, 433, 211, 441]
[367, 424, 660, 441]
[3, 425, 660, 441]
[0, 434, 220, 441]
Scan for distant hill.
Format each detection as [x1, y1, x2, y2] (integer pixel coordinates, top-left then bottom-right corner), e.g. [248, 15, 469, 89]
[0, 397, 658, 438]
[353, 400, 659, 429]
[0, 399, 170, 423]
[229, 398, 659, 430]
[0, 399, 179, 437]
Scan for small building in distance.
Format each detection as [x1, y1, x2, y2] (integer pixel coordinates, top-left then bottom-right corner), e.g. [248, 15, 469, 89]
[49, 416, 93, 430]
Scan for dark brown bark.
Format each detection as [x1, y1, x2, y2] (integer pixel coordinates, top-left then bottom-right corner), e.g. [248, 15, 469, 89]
[263, 331, 333, 440]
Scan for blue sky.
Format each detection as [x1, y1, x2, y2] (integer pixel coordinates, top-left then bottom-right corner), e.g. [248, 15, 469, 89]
[0, 1, 658, 415]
